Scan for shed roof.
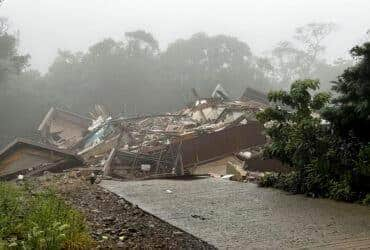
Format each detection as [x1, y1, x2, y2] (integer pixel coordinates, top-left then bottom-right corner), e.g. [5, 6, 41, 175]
[0, 137, 81, 162]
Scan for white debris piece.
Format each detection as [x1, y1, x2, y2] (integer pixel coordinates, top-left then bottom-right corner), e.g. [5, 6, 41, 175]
[141, 164, 151, 172]
[88, 116, 104, 131]
[165, 189, 173, 194]
[264, 120, 277, 129]
[221, 174, 234, 180]
[211, 84, 230, 100]
[195, 100, 207, 106]
[17, 175, 24, 180]
[240, 151, 252, 160]
[321, 119, 330, 125]
[240, 119, 248, 125]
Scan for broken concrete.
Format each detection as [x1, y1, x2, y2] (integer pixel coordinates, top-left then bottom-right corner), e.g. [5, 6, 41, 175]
[38, 107, 92, 149]
[225, 158, 247, 181]
[2, 85, 285, 180]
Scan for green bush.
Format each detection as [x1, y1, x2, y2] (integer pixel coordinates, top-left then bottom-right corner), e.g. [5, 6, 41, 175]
[259, 172, 303, 194]
[256, 42, 370, 203]
[328, 179, 356, 202]
[274, 172, 301, 194]
[258, 172, 278, 187]
[0, 182, 93, 249]
[362, 194, 370, 205]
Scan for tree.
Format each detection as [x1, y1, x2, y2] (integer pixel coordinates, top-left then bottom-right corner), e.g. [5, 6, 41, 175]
[256, 79, 361, 199]
[257, 43, 370, 202]
[161, 32, 272, 98]
[323, 42, 370, 142]
[294, 22, 336, 70]
[270, 41, 308, 86]
[257, 79, 331, 169]
[0, 18, 29, 85]
[125, 30, 159, 57]
[269, 22, 338, 89]
[45, 32, 162, 115]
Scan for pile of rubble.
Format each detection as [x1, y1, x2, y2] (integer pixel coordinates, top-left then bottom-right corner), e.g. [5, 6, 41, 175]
[0, 85, 287, 180]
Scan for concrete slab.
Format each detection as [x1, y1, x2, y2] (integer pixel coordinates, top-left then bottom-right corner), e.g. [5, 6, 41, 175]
[101, 177, 370, 249]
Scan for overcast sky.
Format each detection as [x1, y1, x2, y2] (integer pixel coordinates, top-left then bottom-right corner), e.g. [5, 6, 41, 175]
[1, 0, 369, 72]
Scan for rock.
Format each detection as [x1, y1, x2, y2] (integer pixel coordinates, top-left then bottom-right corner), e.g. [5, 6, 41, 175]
[191, 214, 207, 220]
[173, 231, 183, 235]
[128, 228, 138, 234]
[116, 241, 125, 248]
[103, 216, 114, 222]
[95, 176, 102, 184]
[34, 172, 214, 249]
[8, 242, 18, 247]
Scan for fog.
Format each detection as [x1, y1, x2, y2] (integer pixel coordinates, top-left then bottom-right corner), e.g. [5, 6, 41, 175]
[0, 0, 369, 146]
[2, 0, 370, 72]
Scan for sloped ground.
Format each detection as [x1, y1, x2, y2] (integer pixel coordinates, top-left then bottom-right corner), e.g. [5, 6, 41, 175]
[101, 177, 370, 249]
[36, 174, 215, 249]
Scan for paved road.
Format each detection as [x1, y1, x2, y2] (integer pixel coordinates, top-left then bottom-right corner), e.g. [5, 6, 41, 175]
[101, 177, 370, 249]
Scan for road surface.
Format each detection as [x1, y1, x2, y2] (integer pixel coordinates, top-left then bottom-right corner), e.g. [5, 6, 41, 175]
[101, 177, 370, 249]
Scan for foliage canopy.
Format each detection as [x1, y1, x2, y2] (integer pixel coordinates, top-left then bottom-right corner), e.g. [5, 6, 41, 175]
[257, 42, 370, 202]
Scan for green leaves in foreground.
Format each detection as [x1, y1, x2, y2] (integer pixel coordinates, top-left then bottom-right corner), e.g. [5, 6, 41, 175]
[0, 182, 93, 249]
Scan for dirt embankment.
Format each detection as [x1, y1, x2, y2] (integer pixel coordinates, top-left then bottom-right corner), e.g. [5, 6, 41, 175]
[35, 173, 215, 249]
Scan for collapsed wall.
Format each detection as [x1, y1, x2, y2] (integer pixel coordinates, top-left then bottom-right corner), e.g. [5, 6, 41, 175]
[0, 86, 287, 180]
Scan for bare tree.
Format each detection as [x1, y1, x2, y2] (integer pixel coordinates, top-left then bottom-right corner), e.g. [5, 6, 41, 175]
[269, 22, 338, 88]
[294, 22, 337, 65]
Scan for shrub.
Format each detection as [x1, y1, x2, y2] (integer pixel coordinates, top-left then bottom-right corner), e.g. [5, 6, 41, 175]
[328, 179, 356, 202]
[274, 172, 301, 194]
[258, 172, 278, 187]
[256, 43, 370, 203]
[0, 182, 93, 249]
[362, 194, 370, 205]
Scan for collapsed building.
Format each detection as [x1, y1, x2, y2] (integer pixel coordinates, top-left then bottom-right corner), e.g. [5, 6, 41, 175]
[0, 85, 286, 180]
[0, 138, 81, 180]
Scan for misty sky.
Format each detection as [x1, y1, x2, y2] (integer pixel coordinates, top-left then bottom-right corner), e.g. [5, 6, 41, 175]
[1, 0, 369, 72]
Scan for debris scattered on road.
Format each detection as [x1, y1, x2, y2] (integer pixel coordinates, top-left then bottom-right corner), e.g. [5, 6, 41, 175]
[191, 214, 208, 221]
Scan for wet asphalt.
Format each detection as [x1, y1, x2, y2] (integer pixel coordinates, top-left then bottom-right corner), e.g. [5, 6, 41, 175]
[101, 177, 370, 249]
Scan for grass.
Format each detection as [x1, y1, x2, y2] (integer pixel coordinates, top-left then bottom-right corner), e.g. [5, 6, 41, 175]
[0, 181, 93, 249]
